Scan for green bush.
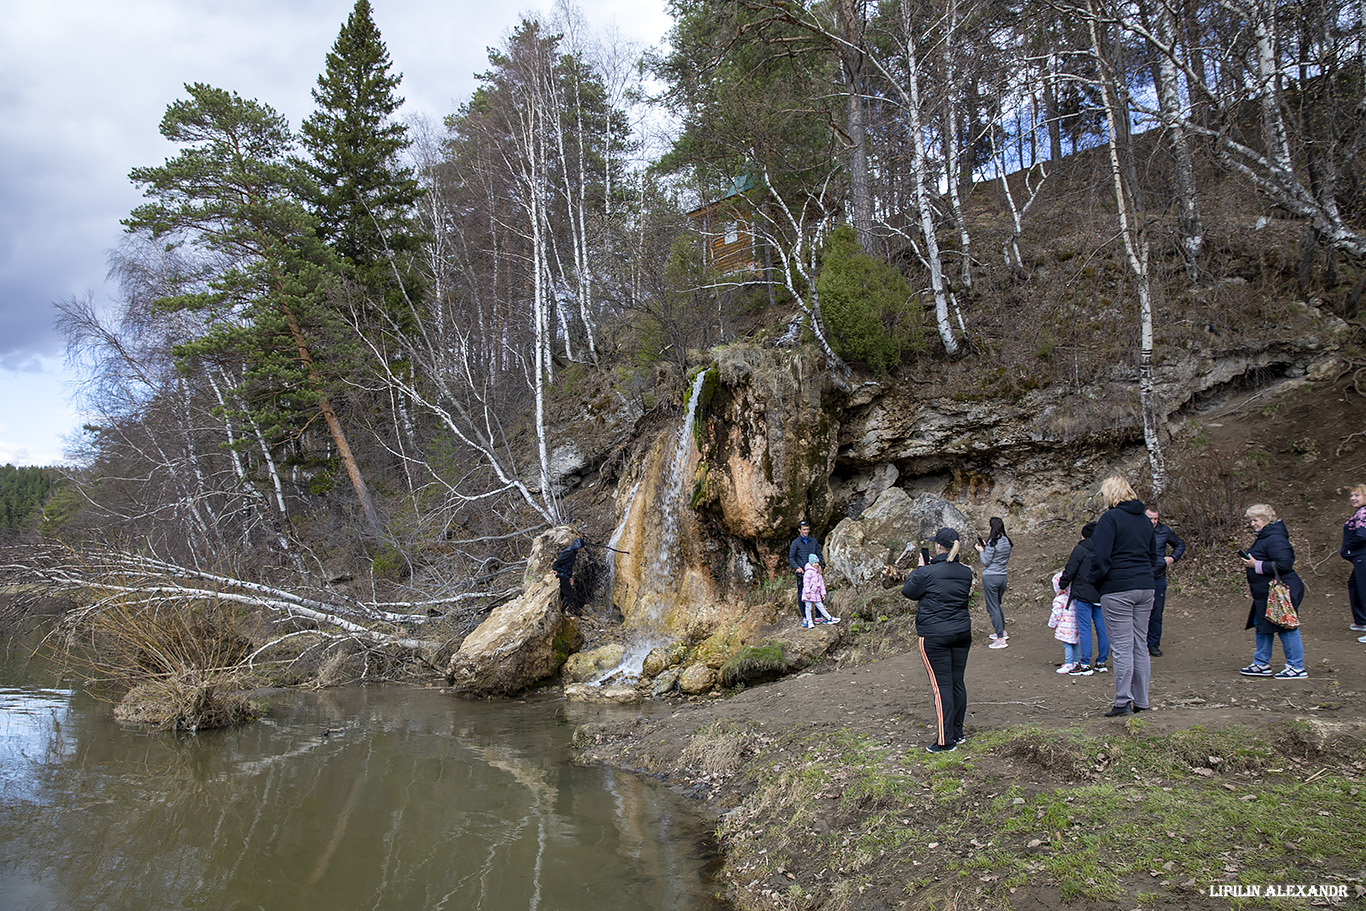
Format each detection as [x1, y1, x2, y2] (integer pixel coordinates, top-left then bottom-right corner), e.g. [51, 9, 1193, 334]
[817, 225, 924, 374]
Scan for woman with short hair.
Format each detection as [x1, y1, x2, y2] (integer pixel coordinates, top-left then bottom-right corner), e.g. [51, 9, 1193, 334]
[1240, 504, 1307, 678]
[1339, 485, 1366, 637]
[1088, 474, 1156, 717]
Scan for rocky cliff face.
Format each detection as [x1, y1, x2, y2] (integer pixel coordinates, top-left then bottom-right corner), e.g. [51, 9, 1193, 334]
[594, 329, 1344, 647]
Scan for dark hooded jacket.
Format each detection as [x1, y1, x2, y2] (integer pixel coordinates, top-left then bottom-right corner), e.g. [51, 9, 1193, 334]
[1088, 499, 1157, 595]
[1244, 519, 1305, 632]
[902, 554, 974, 638]
[1060, 536, 1101, 605]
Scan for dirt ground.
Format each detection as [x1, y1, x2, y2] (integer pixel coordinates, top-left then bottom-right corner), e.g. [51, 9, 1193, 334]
[571, 369, 1366, 909]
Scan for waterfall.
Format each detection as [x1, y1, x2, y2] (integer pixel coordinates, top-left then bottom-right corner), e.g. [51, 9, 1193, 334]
[588, 371, 708, 684]
[653, 370, 708, 575]
[602, 478, 641, 607]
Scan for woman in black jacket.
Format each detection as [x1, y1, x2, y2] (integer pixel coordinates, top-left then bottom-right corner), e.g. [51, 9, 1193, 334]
[1239, 504, 1307, 678]
[1088, 474, 1156, 717]
[902, 527, 974, 753]
[1060, 521, 1108, 675]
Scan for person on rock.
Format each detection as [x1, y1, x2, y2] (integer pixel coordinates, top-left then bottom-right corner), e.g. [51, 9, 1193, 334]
[788, 519, 823, 618]
[902, 527, 974, 753]
[552, 538, 585, 614]
[1145, 505, 1186, 657]
[801, 554, 839, 628]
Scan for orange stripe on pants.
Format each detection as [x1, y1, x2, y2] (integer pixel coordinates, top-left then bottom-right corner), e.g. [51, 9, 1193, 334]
[918, 636, 947, 747]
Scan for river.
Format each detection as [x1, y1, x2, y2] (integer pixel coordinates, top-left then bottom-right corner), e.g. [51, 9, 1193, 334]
[0, 661, 726, 911]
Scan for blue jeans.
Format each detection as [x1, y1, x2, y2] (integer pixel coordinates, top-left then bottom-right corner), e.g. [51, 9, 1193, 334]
[1254, 628, 1304, 670]
[1074, 600, 1108, 665]
[1063, 642, 1080, 665]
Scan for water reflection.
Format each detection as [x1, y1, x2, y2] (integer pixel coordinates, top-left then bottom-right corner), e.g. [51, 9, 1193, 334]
[0, 682, 724, 911]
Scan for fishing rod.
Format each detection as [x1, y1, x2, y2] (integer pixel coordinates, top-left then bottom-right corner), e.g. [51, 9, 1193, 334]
[581, 540, 633, 557]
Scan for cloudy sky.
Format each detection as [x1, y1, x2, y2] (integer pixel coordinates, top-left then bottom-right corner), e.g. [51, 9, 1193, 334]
[0, 0, 672, 466]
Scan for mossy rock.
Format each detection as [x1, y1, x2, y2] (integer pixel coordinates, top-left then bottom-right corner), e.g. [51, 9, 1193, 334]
[719, 642, 788, 689]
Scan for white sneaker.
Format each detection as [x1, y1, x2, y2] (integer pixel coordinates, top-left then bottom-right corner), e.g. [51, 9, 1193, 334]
[988, 633, 999, 640]
[1057, 662, 1076, 674]
[1358, 634, 1366, 643]
[1350, 624, 1366, 632]
[988, 639, 1009, 649]
[826, 617, 841, 625]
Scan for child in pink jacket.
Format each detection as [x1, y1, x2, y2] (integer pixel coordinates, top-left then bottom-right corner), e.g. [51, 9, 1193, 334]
[802, 554, 839, 628]
[1048, 570, 1080, 672]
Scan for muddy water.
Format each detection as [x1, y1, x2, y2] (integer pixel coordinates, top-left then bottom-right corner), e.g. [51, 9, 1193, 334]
[0, 674, 724, 911]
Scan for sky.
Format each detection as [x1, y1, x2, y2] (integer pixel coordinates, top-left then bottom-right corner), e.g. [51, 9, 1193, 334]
[0, 0, 672, 466]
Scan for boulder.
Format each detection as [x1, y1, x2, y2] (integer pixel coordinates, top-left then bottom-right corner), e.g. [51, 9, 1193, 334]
[678, 663, 716, 695]
[562, 644, 627, 683]
[446, 576, 582, 696]
[564, 683, 642, 704]
[825, 489, 975, 587]
[651, 666, 682, 697]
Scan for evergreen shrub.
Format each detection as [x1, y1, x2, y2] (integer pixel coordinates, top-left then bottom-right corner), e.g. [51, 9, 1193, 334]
[817, 226, 924, 375]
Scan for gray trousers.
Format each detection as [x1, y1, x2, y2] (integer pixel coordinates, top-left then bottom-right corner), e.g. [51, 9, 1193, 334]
[1100, 588, 1155, 709]
[983, 574, 1008, 637]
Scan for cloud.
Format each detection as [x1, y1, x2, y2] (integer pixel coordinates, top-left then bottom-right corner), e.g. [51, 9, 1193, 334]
[0, 0, 672, 464]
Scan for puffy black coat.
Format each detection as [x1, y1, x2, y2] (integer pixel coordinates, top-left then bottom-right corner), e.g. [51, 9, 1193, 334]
[902, 555, 974, 638]
[1244, 519, 1305, 633]
[1060, 537, 1101, 605]
[1089, 500, 1157, 595]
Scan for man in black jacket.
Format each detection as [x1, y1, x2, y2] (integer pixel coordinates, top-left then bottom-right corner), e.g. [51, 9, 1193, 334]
[902, 527, 974, 753]
[788, 520, 822, 617]
[1145, 507, 1186, 657]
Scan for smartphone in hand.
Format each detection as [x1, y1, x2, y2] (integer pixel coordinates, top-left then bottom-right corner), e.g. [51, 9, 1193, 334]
[1238, 550, 1251, 560]
[977, 535, 986, 547]
[920, 546, 931, 565]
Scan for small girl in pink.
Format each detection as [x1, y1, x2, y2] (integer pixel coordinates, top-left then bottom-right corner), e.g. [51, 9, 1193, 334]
[1048, 570, 1080, 672]
[802, 554, 839, 628]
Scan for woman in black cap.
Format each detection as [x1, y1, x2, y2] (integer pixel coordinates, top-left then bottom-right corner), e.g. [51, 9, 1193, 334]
[901, 527, 975, 753]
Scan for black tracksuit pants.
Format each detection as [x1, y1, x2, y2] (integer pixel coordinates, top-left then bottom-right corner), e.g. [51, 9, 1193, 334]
[918, 630, 971, 746]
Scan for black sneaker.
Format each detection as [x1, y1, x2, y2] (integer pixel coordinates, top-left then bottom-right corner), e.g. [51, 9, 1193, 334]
[1095, 660, 1110, 673]
[1069, 664, 1094, 676]
[1149, 646, 1163, 657]
[1103, 702, 1133, 717]
[926, 742, 958, 753]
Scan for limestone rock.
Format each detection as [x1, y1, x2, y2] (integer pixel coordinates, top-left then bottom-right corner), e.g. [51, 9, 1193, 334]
[562, 644, 627, 683]
[446, 576, 582, 696]
[825, 489, 975, 586]
[678, 663, 716, 695]
[651, 666, 682, 697]
[564, 683, 642, 704]
[696, 347, 840, 537]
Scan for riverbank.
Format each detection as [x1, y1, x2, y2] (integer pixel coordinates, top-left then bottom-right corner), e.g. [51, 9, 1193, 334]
[573, 581, 1366, 910]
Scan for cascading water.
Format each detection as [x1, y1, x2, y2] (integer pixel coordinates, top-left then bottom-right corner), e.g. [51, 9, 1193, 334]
[652, 370, 709, 576]
[588, 372, 709, 685]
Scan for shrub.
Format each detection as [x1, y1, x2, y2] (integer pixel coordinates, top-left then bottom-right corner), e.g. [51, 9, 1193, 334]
[818, 225, 925, 374]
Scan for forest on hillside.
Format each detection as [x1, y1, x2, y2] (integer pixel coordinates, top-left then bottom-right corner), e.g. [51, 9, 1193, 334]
[35, 0, 1366, 604]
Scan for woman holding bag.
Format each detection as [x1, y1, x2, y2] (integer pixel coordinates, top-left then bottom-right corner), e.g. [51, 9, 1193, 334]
[1239, 503, 1308, 679]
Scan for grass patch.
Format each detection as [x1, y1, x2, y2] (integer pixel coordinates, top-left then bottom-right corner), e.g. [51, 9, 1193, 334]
[708, 721, 1366, 910]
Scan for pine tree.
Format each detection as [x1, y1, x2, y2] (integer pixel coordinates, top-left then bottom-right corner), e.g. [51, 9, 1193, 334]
[126, 83, 383, 534]
[300, 0, 422, 305]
